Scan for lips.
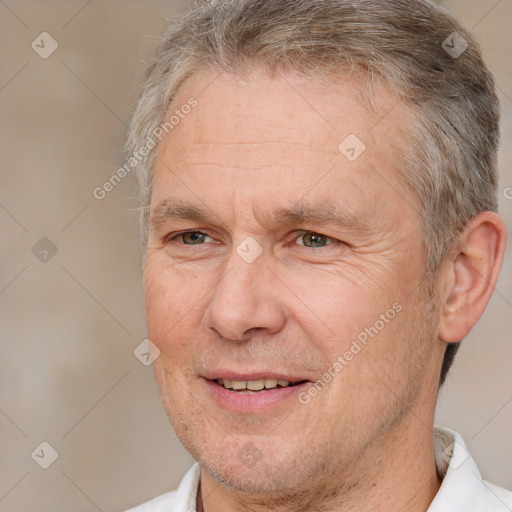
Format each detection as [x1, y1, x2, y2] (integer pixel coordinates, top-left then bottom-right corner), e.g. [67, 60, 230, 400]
[203, 370, 309, 388]
[202, 370, 311, 411]
[215, 377, 307, 392]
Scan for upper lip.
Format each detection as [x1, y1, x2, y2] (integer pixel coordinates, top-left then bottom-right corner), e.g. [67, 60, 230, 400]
[203, 370, 310, 382]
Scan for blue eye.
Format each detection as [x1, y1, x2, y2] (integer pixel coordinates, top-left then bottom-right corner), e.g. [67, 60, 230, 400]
[296, 232, 334, 248]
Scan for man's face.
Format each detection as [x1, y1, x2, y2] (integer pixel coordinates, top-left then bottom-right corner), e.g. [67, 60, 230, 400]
[144, 69, 443, 493]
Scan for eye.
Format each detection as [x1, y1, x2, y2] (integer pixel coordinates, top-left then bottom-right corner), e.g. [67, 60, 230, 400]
[295, 232, 336, 248]
[168, 231, 214, 245]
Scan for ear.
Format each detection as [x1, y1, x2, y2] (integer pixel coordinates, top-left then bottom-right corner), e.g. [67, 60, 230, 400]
[438, 212, 507, 343]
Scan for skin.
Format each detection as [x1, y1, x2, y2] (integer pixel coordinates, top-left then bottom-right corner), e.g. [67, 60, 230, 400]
[143, 67, 507, 512]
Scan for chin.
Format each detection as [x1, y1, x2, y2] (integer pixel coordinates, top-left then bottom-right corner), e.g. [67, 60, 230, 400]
[203, 458, 296, 494]
[196, 437, 322, 496]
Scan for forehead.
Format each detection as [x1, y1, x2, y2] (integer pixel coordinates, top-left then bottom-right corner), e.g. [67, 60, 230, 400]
[164, 68, 404, 154]
[151, 68, 417, 223]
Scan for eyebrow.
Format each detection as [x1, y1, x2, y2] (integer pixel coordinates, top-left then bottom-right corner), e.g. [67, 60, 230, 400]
[149, 198, 373, 234]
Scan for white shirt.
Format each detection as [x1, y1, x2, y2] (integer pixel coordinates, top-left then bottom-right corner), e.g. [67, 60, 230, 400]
[126, 426, 512, 511]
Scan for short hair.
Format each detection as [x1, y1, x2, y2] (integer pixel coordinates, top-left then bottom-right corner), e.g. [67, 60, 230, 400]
[126, 0, 500, 385]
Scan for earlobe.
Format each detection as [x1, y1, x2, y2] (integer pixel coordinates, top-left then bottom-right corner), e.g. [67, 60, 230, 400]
[438, 212, 507, 343]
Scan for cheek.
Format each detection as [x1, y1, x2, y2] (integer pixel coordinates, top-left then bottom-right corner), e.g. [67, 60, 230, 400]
[281, 266, 397, 353]
[143, 257, 192, 344]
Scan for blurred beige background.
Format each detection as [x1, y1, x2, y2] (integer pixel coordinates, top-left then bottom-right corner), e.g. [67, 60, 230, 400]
[0, 1, 510, 510]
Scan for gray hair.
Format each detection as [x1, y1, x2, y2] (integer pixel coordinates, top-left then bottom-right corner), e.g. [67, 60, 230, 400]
[126, 0, 500, 384]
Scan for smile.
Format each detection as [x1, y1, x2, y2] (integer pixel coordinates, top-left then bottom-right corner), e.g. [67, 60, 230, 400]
[204, 376, 311, 412]
[214, 378, 306, 392]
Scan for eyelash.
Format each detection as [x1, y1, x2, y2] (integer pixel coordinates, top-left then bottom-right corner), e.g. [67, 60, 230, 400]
[166, 230, 341, 248]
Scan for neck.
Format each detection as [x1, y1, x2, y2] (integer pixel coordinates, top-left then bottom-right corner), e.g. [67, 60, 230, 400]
[197, 414, 441, 512]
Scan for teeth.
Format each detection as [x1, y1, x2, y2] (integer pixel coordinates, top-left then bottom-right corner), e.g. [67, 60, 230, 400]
[216, 378, 294, 390]
[247, 379, 264, 390]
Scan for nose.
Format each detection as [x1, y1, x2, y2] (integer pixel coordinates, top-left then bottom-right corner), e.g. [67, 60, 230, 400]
[203, 247, 286, 342]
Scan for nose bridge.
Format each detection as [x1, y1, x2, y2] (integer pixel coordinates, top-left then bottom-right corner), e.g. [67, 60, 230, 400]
[218, 234, 268, 298]
[204, 242, 284, 340]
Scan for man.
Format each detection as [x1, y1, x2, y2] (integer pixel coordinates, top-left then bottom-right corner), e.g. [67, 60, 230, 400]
[125, 0, 511, 510]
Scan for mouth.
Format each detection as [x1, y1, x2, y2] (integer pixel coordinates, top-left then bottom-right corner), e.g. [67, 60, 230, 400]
[213, 377, 308, 393]
[203, 372, 311, 412]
